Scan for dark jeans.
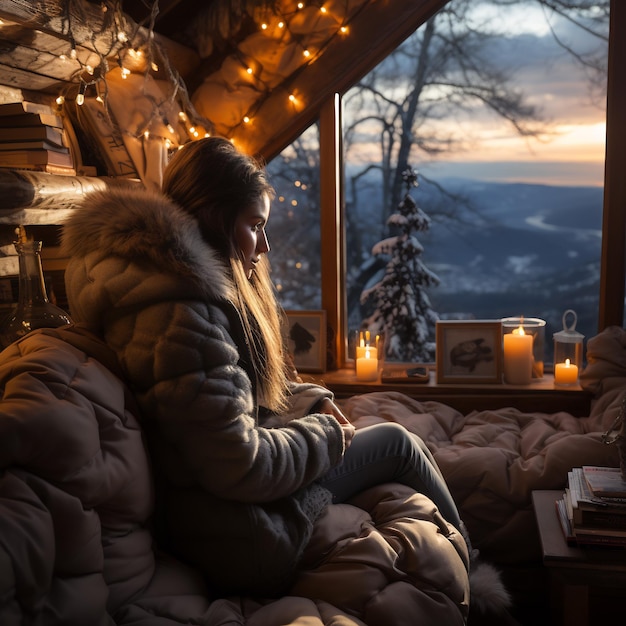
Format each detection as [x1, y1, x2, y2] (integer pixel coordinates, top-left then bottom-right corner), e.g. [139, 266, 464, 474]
[319, 422, 461, 530]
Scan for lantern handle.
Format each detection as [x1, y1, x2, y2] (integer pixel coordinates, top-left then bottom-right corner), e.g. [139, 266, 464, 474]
[562, 309, 577, 331]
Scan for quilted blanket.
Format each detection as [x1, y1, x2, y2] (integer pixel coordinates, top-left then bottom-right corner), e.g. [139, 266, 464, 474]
[339, 326, 625, 564]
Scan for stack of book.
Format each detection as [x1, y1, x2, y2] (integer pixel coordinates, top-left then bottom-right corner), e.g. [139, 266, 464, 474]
[0, 101, 76, 175]
[557, 465, 626, 548]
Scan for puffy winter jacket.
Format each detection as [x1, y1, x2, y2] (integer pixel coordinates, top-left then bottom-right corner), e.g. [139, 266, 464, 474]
[62, 187, 345, 594]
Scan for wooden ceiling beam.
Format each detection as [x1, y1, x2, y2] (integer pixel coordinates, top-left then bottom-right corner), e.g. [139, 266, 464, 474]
[0, 0, 200, 90]
[231, 0, 449, 160]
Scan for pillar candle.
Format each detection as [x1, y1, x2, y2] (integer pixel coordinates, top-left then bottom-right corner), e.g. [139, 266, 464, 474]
[554, 358, 578, 385]
[356, 348, 378, 381]
[503, 325, 533, 384]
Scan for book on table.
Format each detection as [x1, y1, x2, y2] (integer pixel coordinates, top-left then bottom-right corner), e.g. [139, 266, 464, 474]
[572, 527, 626, 548]
[569, 467, 626, 524]
[556, 467, 626, 548]
[555, 496, 576, 545]
[583, 465, 626, 498]
[556, 497, 626, 547]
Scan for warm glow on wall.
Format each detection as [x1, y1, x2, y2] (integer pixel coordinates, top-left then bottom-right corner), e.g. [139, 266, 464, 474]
[214, 0, 369, 139]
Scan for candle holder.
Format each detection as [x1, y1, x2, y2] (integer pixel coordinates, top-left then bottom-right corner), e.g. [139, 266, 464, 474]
[501, 316, 546, 378]
[553, 309, 584, 387]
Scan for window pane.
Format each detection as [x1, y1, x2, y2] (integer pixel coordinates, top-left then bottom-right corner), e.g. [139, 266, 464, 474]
[266, 123, 321, 310]
[343, 0, 608, 364]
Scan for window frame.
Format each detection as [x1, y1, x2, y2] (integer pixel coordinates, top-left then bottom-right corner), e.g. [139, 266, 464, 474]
[319, 0, 625, 369]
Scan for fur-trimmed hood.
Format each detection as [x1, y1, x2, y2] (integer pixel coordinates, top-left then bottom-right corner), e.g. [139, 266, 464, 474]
[62, 186, 233, 302]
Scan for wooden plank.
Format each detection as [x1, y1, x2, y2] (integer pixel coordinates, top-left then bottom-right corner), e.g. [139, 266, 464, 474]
[303, 370, 593, 416]
[319, 95, 345, 369]
[0, 39, 102, 86]
[0, 0, 122, 52]
[0, 63, 66, 91]
[598, 0, 626, 332]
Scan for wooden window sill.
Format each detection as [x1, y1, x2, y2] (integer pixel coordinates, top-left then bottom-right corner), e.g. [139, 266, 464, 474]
[300, 368, 592, 416]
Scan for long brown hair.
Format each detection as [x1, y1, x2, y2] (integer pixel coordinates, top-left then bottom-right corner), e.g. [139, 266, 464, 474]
[162, 137, 289, 412]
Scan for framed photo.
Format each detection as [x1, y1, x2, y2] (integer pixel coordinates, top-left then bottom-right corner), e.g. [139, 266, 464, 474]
[283, 310, 327, 373]
[436, 320, 502, 384]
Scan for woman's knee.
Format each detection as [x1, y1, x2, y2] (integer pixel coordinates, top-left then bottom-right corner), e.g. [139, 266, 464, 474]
[366, 421, 421, 455]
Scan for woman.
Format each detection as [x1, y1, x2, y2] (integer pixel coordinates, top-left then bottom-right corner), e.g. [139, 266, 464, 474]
[62, 137, 468, 597]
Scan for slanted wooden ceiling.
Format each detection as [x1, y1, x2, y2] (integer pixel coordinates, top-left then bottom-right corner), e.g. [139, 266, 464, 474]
[0, 0, 448, 159]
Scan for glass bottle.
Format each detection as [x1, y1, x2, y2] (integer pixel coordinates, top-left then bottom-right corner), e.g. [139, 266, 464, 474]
[0, 240, 72, 350]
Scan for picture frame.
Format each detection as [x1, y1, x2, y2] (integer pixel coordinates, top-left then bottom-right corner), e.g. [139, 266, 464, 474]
[436, 320, 502, 384]
[283, 310, 327, 373]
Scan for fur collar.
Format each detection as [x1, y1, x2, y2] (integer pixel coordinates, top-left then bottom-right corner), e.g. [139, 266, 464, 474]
[62, 186, 233, 301]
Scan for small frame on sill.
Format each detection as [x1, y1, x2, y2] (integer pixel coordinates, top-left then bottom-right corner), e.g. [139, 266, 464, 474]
[283, 310, 327, 373]
[436, 320, 502, 384]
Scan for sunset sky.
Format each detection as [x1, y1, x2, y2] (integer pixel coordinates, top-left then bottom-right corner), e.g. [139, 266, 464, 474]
[424, 3, 608, 187]
[346, 2, 609, 189]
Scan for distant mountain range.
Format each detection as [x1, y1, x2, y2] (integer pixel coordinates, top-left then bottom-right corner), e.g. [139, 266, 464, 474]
[415, 178, 603, 346]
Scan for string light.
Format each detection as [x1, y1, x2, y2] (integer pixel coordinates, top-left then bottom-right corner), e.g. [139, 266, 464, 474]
[76, 82, 86, 106]
[228, 0, 368, 136]
[52, 0, 366, 148]
[52, 0, 213, 151]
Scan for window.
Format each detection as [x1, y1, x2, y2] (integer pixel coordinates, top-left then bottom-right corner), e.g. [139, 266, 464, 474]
[267, 1, 623, 371]
[266, 122, 322, 311]
[342, 0, 609, 364]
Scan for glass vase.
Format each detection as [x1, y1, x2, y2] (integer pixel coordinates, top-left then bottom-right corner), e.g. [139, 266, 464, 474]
[0, 240, 72, 350]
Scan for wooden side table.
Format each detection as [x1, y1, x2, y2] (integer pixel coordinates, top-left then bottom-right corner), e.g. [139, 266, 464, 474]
[532, 490, 626, 626]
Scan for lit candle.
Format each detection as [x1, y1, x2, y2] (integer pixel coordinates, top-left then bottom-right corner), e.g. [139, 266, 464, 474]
[356, 348, 378, 381]
[356, 332, 366, 358]
[554, 358, 578, 385]
[503, 324, 533, 384]
[356, 331, 377, 359]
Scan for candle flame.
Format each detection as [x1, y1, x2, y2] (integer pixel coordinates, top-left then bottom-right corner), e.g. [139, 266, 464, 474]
[513, 325, 525, 336]
[565, 358, 571, 367]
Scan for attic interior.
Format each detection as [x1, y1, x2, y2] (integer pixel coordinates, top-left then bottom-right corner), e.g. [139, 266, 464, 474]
[1, 2, 626, 626]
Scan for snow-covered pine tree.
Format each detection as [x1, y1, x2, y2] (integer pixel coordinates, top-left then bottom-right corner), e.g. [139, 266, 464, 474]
[360, 167, 440, 362]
